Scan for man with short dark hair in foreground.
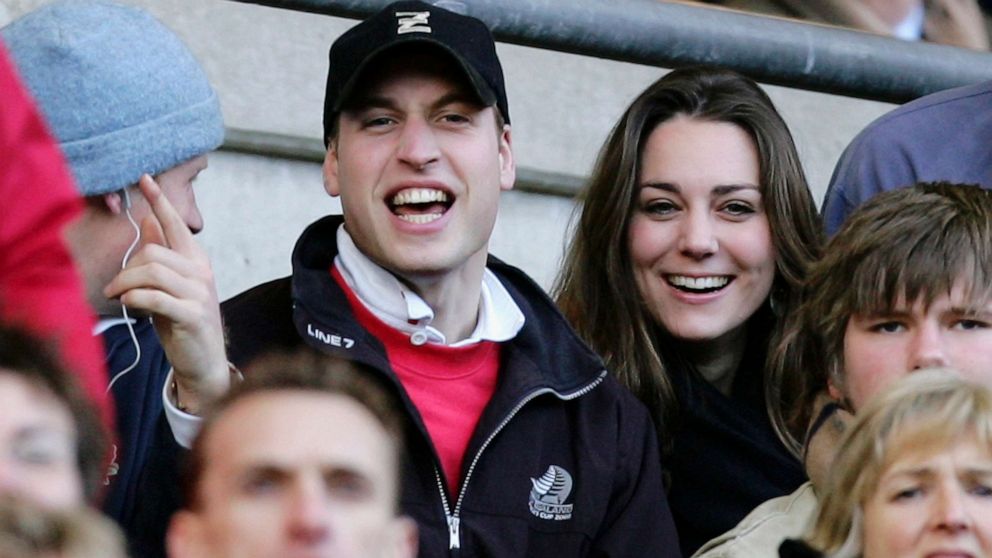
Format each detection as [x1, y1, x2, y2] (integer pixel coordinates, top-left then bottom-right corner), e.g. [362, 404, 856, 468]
[168, 351, 417, 558]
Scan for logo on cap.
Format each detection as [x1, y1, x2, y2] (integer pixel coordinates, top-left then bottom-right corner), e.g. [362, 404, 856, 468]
[396, 11, 431, 34]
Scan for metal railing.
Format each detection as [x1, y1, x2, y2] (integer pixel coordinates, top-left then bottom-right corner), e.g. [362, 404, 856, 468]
[223, 0, 992, 196]
[230, 0, 992, 104]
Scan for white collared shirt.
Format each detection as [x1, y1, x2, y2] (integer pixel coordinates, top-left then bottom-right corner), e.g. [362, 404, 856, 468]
[93, 316, 135, 336]
[334, 224, 525, 347]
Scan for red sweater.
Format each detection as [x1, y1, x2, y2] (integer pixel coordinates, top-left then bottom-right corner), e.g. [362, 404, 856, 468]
[332, 267, 499, 498]
[0, 42, 112, 429]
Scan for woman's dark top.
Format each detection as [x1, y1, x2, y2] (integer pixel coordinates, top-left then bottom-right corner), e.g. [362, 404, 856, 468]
[664, 309, 807, 556]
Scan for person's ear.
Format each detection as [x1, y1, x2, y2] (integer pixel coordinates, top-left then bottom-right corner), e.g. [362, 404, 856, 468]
[323, 142, 341, 197]
[498, 124, 515, 192]
[103, 191, 126, 215]
[827, 377, 842, 401]
[826, 370, 854, 411]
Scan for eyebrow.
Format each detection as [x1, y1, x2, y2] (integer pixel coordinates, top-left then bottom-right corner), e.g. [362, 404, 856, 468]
[345, 95, 398, 114]
[431, 91, 484, 111]
[853, 309, 912, 319]
[639, 182, 760, 196]
[885, 466, 935, 480]
[14, 423, 70, 440]
[348, 91, 483, 115]
[884, 465, 992, 482]
[858, 305, 992, 319]
[238, 463, 289, 477]
[948, 306, 992, 316]
[237, 460, 375, 479]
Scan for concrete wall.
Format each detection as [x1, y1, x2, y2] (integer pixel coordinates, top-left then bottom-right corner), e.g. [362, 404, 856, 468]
[1, 0, 895, 299]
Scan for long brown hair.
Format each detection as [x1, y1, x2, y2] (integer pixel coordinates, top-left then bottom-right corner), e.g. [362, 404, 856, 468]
[554, 66, 821, 444]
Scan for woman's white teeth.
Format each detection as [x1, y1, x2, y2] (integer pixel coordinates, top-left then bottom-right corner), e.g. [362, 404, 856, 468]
[392, 188, 448, 205]
[667, 276, 729, 290]
[398, 213, 442, 224]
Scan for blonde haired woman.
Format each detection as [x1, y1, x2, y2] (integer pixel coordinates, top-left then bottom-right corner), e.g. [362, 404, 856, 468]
[782, 369, 992, 557]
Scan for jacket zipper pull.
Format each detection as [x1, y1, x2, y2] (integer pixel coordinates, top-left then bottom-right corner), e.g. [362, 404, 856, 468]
[447, 514, 461, 549]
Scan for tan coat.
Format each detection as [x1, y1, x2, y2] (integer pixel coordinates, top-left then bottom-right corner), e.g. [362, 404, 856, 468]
[692, 394, 853, 558]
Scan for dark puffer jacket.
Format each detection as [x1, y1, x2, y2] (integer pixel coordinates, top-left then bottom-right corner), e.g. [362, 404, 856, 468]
[222, 215, 681, 557]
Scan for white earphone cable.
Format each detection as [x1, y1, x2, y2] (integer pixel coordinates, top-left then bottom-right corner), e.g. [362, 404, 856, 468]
[106, 190, 143, 392]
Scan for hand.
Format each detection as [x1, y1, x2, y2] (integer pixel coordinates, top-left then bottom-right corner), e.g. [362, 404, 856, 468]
[925, 0, 990, 50]
[103, 174, 229, 414]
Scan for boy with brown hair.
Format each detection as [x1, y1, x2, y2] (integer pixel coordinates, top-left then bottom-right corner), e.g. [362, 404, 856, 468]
[697, 182, 992, 558]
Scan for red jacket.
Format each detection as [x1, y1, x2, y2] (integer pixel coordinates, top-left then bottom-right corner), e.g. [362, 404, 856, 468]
[0, 41, 113, 429]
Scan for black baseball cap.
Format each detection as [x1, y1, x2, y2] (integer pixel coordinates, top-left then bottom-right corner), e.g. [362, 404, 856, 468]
[322, 0, 509, 144]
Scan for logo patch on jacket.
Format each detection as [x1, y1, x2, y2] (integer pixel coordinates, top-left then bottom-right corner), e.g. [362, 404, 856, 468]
[306, 323, 355, 349]
[529, 465, 574, 520]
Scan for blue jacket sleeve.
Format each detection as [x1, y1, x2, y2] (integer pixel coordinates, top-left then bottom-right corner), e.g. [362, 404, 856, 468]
[121, 411, 185, 558]
[823, 128, 918, 236]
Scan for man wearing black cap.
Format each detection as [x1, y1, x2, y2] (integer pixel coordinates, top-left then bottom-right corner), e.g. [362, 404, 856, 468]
[221, 2, 679, 555]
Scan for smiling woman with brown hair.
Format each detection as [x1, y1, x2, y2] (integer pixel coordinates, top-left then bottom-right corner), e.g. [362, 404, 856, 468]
[554, 66, 822, 554]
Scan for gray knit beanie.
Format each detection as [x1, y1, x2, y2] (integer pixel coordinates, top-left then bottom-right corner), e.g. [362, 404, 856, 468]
[1, 0, 224, 196]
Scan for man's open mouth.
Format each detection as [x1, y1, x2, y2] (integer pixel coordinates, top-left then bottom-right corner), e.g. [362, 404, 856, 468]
[389, 188, 453, 224]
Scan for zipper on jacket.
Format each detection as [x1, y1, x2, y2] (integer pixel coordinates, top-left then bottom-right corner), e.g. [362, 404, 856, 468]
[447, 515, 461, 549]
[433, 467, 461, 549]
[438, 371, 607, 551]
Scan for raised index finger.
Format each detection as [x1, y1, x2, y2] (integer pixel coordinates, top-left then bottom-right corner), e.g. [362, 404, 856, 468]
[138, 173, 196, 255]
